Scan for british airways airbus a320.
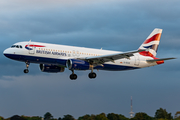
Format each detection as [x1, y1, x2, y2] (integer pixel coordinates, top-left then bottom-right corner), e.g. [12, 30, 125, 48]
[3, 28, 175, 80]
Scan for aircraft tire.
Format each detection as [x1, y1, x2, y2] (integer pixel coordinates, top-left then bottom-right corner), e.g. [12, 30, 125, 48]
[24, 69, 29, 73]
[89, 72, 96, 79]
[70, 74, 77, 80]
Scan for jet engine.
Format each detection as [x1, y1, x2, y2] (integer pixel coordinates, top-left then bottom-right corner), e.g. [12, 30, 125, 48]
[66, 59, 90, 70]
[39, 64, 65, 73]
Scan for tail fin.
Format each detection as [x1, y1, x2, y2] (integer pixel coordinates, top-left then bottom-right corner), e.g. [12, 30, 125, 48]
[139, 28, 162, 57]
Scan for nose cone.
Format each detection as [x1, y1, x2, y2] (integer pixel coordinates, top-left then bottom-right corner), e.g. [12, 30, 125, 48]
[3, 48, 12, 58]
[3, 49, 8, 56]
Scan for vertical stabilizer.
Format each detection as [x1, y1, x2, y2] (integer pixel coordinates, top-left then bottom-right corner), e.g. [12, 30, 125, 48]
[139, 28, 162, 57]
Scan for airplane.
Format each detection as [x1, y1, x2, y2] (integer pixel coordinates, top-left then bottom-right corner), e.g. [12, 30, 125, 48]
[3, 28, 175, 80]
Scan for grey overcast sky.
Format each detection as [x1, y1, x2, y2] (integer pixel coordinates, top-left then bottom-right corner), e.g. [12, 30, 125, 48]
[0, 0, 180, 119]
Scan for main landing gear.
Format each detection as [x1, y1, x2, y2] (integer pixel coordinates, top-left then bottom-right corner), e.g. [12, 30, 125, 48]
[69, 70, 97, 80]
[70, 70, 77, 80]
[24, 62, 30, 73]
[88, 72, 96, 79]
[88, 67, 97, 79]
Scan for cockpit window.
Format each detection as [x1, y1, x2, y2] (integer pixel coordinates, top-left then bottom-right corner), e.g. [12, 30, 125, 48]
[11, 45, 23, 49]
[11, 45, 16, 48]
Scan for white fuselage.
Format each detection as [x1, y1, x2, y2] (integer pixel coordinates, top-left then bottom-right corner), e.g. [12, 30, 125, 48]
[3, 41, 157, 71]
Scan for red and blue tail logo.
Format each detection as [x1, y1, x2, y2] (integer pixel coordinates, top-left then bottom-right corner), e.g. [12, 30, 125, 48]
[25, 44, 45, 50]
[139, 28, 162, 57]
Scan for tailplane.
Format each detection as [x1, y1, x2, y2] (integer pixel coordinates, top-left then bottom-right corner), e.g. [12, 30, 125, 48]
[139, 28, 162, 57]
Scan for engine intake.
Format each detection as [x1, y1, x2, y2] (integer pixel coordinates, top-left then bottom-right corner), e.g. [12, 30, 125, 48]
[66, 59, 90, 70]
[40, 64, 65, 73]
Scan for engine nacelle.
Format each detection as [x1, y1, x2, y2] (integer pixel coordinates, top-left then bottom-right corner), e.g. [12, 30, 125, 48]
[66, 59, 90, 70]
[39, 64, 65, 73]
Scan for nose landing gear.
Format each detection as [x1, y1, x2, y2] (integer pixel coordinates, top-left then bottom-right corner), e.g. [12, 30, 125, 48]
[24, 69, 29, 73]
[24, 62, 30, 73]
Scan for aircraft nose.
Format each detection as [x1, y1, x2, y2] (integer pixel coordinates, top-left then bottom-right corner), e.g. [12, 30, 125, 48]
[3, 49, 8, 57]
[3, 48, 11, 57]
[3, 48, 20, 60]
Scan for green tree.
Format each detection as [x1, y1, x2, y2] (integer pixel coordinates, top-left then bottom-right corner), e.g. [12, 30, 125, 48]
[131, 112, 153, 120]
[107, 113, 119, 120]
[10, 115, 26, 120]
[90, 114, 96, 120]
[21, 115, 42, 120]
[78, 114, 92, 120]
[174, 118, 180, 120]
[62, 114, 75, 120]
[58, 117, 62, 120]
[175, 111, 180, 120]
[30, 116, 42, 120]
[95, 113, 108, 120]
[78, 114, 107, 120]
[118, 114, 129, 120]
[107, 113, 129, 120]
[0, 116, 4, 120]
[44, 112, 53, 120]
[155, 108, 173, 120]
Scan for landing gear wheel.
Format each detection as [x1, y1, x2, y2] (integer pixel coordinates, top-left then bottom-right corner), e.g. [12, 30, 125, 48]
[24, 69, 29, 73]
[70, 74, 77, 80]
[24, 61, 30, 74]
[88, 72, 96, 79]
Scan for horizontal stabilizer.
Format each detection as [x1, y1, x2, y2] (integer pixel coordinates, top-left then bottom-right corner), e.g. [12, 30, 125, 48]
[146, 58, 176, 62]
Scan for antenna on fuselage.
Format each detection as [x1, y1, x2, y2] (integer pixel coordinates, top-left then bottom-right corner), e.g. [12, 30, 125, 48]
[29, 39, 31, 42]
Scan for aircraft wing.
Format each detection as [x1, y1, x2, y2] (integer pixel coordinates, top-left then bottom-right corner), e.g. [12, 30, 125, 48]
[79, 49, 146, 64]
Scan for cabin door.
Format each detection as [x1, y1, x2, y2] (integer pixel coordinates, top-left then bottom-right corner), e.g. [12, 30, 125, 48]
[28, 42, 35, 54]
[134, 55, 140, 66]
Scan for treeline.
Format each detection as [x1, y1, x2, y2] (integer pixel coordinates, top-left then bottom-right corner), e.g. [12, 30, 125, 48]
[0, 108, 180, 120]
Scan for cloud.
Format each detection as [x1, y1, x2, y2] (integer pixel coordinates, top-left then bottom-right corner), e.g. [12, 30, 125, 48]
[1, 0, 180, 50]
